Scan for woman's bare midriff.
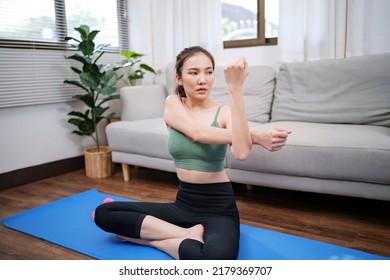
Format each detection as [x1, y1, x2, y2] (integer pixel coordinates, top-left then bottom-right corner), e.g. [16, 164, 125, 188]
[175, 168, 230, 184]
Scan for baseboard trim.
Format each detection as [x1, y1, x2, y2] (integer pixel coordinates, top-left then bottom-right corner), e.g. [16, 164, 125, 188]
[0, 156, 84, 191]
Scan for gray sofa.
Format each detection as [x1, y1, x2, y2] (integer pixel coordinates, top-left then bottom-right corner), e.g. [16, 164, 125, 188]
[106, 53, 390, 201]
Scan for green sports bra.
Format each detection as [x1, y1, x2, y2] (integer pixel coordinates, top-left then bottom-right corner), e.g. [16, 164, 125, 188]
[167, 105, 227, 172]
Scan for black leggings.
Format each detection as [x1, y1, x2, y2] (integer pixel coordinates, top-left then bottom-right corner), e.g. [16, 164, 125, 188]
[94, 181, 240, 260]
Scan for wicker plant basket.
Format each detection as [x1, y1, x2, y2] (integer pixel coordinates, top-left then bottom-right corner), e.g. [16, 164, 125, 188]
[84, 146, 114, 178]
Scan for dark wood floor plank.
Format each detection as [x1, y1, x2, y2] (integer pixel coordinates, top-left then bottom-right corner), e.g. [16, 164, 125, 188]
[1, 166, 389, 259]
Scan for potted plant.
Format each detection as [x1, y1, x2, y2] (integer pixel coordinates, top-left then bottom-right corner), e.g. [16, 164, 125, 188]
[115, 50, 156, 86]
[64, 24, 120, 178]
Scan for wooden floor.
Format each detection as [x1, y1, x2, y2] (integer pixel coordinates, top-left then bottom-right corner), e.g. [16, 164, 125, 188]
[0, 166, 389, 259]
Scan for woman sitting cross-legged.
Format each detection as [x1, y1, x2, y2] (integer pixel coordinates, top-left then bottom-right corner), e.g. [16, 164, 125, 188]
[94, 46, 291, 260]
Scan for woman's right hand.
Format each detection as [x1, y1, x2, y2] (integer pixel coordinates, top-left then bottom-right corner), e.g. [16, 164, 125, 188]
[251, 128, 292, 152]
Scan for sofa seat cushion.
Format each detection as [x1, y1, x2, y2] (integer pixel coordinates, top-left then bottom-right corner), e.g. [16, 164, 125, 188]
[226, 121, 390, 184]
[106, 118, 172, 160]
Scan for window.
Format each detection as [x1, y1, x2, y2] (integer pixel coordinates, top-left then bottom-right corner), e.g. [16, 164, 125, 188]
[0, 0, 128, 50]
[222, 0, 278, 48]
[0, 0, 128, 108]
[64, 0, 129, 50]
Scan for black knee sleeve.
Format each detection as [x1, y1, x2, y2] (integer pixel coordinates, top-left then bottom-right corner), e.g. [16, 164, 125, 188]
[178, 239, 204, 260]
[94, 203, 146, 238]
[178, 238, 238, 260]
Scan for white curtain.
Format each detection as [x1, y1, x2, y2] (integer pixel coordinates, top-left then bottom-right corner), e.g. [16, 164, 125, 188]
[279, 0, 390, 62]
[128, 0, 223, 75]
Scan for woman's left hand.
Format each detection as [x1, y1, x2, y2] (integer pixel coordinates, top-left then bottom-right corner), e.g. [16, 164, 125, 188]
[224, 57, 249, 93]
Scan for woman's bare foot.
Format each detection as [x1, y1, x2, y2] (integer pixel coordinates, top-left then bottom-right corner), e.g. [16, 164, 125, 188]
[188, 224, 205, 244]
[117, 234, 131, 242]
[116, 224, 204, 244]
[116, 234, 154, 247]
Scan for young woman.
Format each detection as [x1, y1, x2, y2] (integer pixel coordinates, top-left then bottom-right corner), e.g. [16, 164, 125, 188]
[94, 46, 290, 260]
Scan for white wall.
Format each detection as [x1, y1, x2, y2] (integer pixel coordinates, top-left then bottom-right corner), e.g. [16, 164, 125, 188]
[0, 103, 80, 173]
[0, 101, 112, 174]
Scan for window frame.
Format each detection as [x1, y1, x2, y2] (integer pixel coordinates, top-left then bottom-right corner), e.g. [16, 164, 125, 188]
[223, 0, 278, 48]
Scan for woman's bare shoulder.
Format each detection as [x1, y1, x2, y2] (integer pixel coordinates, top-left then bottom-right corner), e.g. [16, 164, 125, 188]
[165, 93, 179, 102]
[165, 94, 182, 107]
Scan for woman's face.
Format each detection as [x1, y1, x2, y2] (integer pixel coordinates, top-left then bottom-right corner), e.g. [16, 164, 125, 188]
[177, 53, 215, 101]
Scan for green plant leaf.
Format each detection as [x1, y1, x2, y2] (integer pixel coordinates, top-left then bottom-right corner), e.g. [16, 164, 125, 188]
[104, 71, 119, 86]
[95, 105, 109, 116]
[120, 50, 144, 59]
[129, 69, 144, 80]
[71, 130, 87, 136]
[68, 116, 94, 136]
[97, 86, 117, 95]
[64, 36, 80, 43]
[88, 30, 100, 41]
[104, 112, 116, 120]
[82, 63, 100, 74]
[97, 94, 120, 107]
[79, 40, 95, 57]
[65, 54, 88, 64]
[140, 63, 157, 74]
[80, 72, 99, 90]
[115, 50, 156, 86]
[70, 66, 82, 74]
[72, 94, 95, 108]
[67, 108, 96, 136]
[63, 80, 89, 92]
[75, 25, 90, 41]
[68, 111, 86, 118]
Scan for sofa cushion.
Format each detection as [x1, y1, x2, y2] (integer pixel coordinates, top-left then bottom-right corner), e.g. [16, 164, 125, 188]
[271, 53, 390, 127]
[120, 85, 167, 121]
[226, 121, 390, 185]
[106, 118, 172, 160]
[165, 63, 276, 123]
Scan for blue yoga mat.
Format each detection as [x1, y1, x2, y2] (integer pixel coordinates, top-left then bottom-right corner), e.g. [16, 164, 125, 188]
[2, 189, 387, 260]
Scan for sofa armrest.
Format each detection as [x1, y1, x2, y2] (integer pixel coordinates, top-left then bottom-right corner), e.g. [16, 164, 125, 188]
[120, 84, 167, 121]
